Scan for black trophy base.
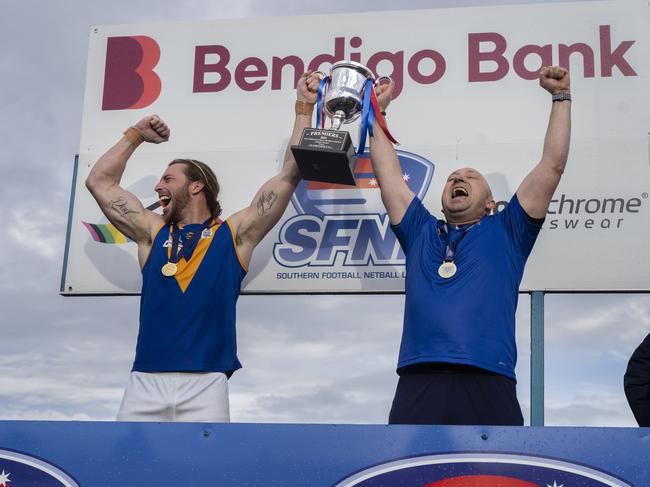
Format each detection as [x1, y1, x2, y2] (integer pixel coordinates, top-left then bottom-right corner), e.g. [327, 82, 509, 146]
[291, 128, 357, 186]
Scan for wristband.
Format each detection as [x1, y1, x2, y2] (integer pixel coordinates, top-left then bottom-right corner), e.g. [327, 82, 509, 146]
[123, 127, 145, 146]
[552, 92, 571, 102]
[295, 100, 315, 116]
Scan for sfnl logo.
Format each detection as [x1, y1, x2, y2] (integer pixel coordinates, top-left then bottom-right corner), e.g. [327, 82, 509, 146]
[334, 453, 633, 487]
[273, 150, 434, 268]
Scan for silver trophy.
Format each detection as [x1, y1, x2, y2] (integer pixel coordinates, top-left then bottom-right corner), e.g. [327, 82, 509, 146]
[292, 61, 389, 186]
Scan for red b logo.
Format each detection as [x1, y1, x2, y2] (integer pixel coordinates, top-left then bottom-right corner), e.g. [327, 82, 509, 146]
[102, 36, 161, 110]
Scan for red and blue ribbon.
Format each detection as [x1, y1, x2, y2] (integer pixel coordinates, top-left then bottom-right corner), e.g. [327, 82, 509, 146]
[356, 80, 398, 155]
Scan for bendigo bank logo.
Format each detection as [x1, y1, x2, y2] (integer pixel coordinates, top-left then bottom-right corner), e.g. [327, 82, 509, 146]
[333, 453, 633, 487]
[273, 150, 434, 268]
[102, 35, 162, 110]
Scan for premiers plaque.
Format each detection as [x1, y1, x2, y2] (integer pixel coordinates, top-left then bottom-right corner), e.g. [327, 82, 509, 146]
[293, 127, 356, 185]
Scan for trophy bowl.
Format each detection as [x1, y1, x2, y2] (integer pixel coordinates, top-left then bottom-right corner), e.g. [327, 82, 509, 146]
[324, 61, 376, 129]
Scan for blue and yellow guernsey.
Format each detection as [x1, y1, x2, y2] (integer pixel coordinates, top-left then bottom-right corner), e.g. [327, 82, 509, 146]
[132, 219, 247, 376]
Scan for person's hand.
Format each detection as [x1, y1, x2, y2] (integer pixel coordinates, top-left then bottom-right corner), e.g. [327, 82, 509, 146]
[297, 71, 320, 104]
[539, 66, 570, 94]
[375, 79, 394, 112]
[133, 115, 170, 143]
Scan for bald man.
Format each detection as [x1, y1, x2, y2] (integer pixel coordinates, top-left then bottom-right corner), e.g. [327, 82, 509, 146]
[371, 67, 571, 425]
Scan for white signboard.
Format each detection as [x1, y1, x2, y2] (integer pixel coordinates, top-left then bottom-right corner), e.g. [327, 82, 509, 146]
[63, 0, 650, 294]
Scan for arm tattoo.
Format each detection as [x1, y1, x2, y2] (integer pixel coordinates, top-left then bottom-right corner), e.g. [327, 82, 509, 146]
[256, 190, 278, 216]
[109, 198, 139, 217]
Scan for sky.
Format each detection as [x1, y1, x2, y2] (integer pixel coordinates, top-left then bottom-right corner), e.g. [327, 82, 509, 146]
[0, 0, 648, 428]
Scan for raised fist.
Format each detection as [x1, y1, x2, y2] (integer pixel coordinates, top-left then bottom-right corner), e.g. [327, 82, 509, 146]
[374, 78, 394, 112]
[297, 71, 321, 104]
[133, 115, 170, 143]
[539, 66, 570, 95]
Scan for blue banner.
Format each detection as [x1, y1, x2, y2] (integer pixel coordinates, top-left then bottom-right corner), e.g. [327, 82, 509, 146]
[0, 422, 647, 486]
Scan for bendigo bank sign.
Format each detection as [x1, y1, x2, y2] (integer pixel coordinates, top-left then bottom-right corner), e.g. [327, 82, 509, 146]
[71, 3, 648, 294]
[101, 26, 637, 111]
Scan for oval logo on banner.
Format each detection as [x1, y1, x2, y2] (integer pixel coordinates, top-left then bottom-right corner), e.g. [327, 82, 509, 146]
[333, 453, 633, 487]
[274, 149, 435, 268]
[0, 448, 79, 486]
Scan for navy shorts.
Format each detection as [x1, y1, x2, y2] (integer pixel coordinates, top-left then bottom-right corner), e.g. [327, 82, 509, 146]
[388, 362, 524, 426]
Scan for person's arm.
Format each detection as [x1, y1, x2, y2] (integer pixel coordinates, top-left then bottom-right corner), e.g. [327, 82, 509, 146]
[85, 115, 169, 265]
[516, 66, 571, 219]
[228, 72, 319, 268]
[369, 81, 414, 225]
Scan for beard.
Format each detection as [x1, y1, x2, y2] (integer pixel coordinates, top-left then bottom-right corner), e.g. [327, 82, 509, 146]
[163, 183, 191, 224]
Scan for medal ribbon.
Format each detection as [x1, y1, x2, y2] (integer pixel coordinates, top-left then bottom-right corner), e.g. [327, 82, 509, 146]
[438, 222, 477, 262]
[168, 217, 214, 264]
[315, 76, 330, 129]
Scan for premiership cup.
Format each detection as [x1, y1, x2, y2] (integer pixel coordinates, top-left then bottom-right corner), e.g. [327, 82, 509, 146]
[291, 61, 391, 186]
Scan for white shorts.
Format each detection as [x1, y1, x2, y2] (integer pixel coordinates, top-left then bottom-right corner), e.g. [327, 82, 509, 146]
[116, 371, 230, 422]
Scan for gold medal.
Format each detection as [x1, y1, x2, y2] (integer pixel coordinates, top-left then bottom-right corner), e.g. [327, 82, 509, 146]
[161, 262, 178, 277]
[438, 261, 457, 278]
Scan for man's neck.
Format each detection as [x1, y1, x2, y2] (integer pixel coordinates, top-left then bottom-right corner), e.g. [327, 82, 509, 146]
[446, 216, 481, 227]
[173, 206, 212, 228]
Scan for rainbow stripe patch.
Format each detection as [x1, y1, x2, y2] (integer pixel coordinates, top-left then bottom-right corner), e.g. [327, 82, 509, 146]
[83, 222, 131, 244]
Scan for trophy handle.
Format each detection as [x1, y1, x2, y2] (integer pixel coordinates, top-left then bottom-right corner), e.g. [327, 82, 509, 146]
[374, 75, 393, 86]
[312, 70, 326, 80]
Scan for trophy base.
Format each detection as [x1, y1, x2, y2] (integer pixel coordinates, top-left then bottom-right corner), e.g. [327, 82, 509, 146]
[291, 128, 357, 186]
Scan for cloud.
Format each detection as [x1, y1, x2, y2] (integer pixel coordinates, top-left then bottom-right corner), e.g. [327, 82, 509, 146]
[7, 207, 64, 261]
[230, 295, 401, 423]
[242, 0, 594, 17]
[546, 385, 637, 426]
[233, 369, 397, 423]
[546, 295, 650, 347]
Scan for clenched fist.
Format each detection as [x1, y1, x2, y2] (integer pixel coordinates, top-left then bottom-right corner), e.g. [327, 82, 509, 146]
[297, 71, 321, 104]
[134, 115, 170, 143]
[539, 66, 570, 95]
[375, 79, 394, 112]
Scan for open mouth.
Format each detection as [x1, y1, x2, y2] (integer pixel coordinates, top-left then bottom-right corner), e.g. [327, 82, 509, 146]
[451, 187, 469, 199]
[159, 195, 171, 211]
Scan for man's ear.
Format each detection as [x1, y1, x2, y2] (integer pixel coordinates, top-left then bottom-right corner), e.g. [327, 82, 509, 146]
[190, 181, 205, 195]
[486, 199, 496, 215]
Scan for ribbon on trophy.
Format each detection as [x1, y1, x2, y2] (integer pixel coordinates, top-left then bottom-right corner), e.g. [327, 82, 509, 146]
[357, 78, 376, 156]
[315, 75, 330, 130]
[315, 74, 398, 156]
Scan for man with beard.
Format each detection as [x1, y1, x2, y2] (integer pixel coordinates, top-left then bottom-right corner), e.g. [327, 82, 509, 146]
[370, 66, 571, 425]
[86, 72, 320, 422]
